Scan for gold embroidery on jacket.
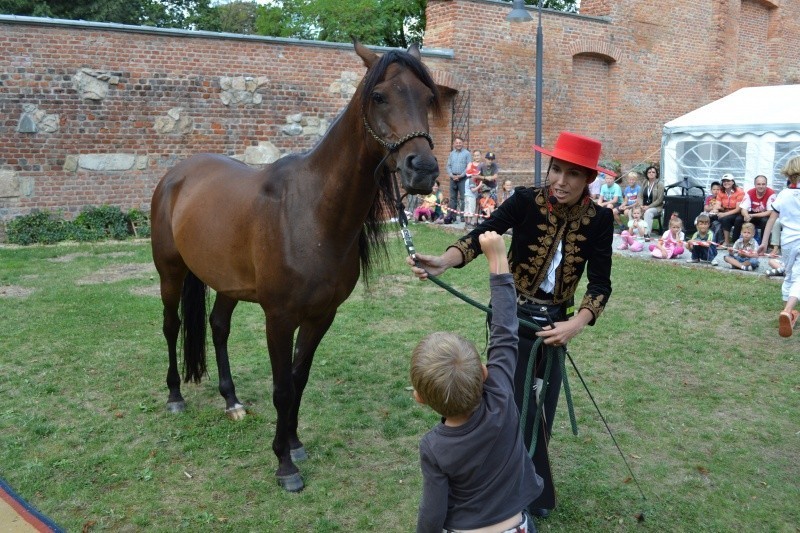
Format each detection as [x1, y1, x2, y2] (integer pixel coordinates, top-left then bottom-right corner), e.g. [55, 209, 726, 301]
[451, 189, 606, 318]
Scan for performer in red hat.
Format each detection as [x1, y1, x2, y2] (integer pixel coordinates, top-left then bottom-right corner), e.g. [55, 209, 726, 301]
[408, 131, 615, 518]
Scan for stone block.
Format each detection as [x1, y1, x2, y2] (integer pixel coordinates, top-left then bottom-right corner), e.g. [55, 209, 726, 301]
[0, 170, 20, 198]
[244, 142, 281, 165]
[78, 154, 136, 171]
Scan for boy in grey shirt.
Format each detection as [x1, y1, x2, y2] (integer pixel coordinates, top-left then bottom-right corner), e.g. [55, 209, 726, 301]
[410, 232, 543, 532]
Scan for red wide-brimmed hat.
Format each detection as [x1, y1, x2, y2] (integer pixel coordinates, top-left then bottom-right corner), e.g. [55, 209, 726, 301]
[533, 132, 616, 177]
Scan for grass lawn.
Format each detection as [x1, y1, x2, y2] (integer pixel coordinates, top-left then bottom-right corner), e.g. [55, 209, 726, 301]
[0, 225, 797, 532]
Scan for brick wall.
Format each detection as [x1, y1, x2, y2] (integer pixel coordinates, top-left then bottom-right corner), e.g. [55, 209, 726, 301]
[1, 0, 799, 233]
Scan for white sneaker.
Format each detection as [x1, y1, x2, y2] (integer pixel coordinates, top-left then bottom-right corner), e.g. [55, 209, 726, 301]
[711, 259, 719, 266]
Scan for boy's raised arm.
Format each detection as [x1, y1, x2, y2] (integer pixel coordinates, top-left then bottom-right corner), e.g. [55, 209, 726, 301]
[479, 232, 509, 274]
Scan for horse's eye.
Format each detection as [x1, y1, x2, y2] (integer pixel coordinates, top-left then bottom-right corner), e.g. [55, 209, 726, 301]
[428, 95, 435, 106]
[371, 92, 386, 104]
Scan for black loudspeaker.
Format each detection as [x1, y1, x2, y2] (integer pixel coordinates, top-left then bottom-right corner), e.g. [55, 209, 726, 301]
[663, 195, 706, 235]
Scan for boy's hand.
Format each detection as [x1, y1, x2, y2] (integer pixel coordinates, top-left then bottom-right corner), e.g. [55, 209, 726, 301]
[479, 232, 509, 274]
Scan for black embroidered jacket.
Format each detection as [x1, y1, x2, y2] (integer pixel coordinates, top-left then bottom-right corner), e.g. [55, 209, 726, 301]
[449, 187, 613, 324]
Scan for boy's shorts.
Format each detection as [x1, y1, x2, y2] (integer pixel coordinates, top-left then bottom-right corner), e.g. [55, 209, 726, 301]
[730, 253, 760, 268]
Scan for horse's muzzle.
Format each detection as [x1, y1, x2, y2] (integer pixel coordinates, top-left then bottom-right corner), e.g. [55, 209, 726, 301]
[401, 153, 439, 195]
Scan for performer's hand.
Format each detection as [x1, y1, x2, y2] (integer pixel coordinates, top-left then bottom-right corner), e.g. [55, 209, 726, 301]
[536, 312, 590, 346]
[407, 253, 447, 279]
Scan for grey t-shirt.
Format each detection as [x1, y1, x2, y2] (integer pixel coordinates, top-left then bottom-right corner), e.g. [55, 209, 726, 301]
[416, 274, 543, 532]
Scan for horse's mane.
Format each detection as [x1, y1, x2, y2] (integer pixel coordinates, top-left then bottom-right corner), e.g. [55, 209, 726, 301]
[356, 49, 442, 282]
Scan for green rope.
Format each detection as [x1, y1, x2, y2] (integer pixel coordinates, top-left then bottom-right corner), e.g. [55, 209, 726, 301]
[423, 273, 579, 457]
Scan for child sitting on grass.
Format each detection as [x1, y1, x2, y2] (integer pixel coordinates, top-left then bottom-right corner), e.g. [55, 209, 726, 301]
[723, 222, 760, 271]
[618, 205, 648, 252]
[410, 231, 542, 533]
[686, 213, 718, 265]
[649, 213, 685, 259]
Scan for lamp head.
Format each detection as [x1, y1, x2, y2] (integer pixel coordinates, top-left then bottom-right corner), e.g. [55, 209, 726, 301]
[506, 0, 533, 22]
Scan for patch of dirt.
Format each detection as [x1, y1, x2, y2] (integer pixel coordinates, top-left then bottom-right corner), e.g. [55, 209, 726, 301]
[76, 263, 156, 285]
[49, 251, 135, 263]
[130, 285, 161, 298]
[0, 285, 34, 298]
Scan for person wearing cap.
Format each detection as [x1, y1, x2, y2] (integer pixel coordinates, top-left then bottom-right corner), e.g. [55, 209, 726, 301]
[715, 174, 745, 247]
[481, 152, 500, 198]
[478, 183, 497, 218]
[408, 131, 614, 518]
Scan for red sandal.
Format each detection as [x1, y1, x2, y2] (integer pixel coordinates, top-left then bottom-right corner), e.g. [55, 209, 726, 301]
[778, 310, 799, 338]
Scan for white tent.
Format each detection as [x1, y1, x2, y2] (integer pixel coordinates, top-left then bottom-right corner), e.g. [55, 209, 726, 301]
[661, 85, 800, 194]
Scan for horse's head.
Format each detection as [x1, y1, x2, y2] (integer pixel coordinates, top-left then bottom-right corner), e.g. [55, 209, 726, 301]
[355, 41, 441, 195]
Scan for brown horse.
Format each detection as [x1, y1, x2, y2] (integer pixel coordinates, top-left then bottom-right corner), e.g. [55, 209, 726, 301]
[150, 41, 440, 492]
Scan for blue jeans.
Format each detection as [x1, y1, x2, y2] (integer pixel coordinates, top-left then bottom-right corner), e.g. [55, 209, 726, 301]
[691, 244, 717, 262]
[449, 177, 466, 217]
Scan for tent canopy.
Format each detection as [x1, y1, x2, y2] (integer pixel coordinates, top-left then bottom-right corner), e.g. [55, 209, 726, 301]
[661, 85, 800, 193]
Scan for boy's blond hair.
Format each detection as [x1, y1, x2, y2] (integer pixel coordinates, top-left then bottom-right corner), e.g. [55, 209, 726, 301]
[780, 156, 800, 179]
[741, 222, 756, 234]
[410, 332, 484, 418]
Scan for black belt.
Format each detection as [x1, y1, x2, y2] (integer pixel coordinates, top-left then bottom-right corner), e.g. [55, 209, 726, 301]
[518, 289, 555, 306]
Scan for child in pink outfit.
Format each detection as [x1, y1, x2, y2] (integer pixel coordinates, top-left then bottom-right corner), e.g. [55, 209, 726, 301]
[649, 214, 685, 259]
[618, 205, 648, 252]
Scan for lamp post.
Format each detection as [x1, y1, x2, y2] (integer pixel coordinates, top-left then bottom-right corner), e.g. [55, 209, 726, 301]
[507, 0, 544, 187]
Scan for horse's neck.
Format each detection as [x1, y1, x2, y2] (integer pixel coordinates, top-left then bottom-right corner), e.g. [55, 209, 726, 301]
[304, 103, 383, 229]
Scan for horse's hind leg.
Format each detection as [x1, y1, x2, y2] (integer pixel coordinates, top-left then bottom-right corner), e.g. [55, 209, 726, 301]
[287, 311, 338, 462]
[209, 294, 246, 420]
[159, 266, 187, 413]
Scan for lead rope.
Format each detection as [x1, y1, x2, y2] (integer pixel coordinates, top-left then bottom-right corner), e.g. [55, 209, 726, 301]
[393, 181, 645, 501]
[391, 175, 574, 449]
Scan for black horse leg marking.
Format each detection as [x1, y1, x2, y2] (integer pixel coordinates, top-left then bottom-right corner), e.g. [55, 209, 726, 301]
[287, 311, 338, 461]
[210, 294, 245, 420]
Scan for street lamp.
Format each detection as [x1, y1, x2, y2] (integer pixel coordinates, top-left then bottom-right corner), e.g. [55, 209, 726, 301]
[507, 0, 544, 187]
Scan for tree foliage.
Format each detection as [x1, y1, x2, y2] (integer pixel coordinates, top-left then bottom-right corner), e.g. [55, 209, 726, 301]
[1, 0, 580, 43]
[0, 0, 217, 28]
[522, 0, 578, 13]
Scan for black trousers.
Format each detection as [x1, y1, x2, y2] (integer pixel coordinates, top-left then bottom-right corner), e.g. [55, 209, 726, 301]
[514, 303, 565, 511]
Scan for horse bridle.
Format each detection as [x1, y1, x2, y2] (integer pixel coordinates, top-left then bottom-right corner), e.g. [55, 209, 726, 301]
[362, 114, 434, 153]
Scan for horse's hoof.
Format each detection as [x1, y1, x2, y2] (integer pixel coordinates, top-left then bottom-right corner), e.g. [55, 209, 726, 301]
[290, 446, 308, 462]
[166, 401, 186, 414]
[225, 404, 246, 421]
[277, 473, 304, 492]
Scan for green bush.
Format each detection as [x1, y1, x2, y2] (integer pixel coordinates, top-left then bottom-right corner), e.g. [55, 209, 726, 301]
[6, 210, 71, 245]
[71, 205, 129, 241]
[5, 206, 152, 245]
[126, 208, 151, 238]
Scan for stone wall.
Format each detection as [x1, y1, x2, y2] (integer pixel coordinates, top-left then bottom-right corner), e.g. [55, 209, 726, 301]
[1, 0, 799, 233]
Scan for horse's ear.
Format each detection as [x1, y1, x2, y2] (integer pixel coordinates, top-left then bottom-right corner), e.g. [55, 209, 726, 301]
[353, 38, 378, 68]
[407, 42, 421, 60]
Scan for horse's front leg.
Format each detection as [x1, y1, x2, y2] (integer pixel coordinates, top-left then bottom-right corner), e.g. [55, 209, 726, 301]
[210, 294, 245, 420]
[265, 313, 304, 492]
[287, 311, 338, 462]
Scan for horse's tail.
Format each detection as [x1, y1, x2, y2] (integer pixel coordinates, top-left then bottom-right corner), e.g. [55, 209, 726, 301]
[180, 270, 208, 384]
